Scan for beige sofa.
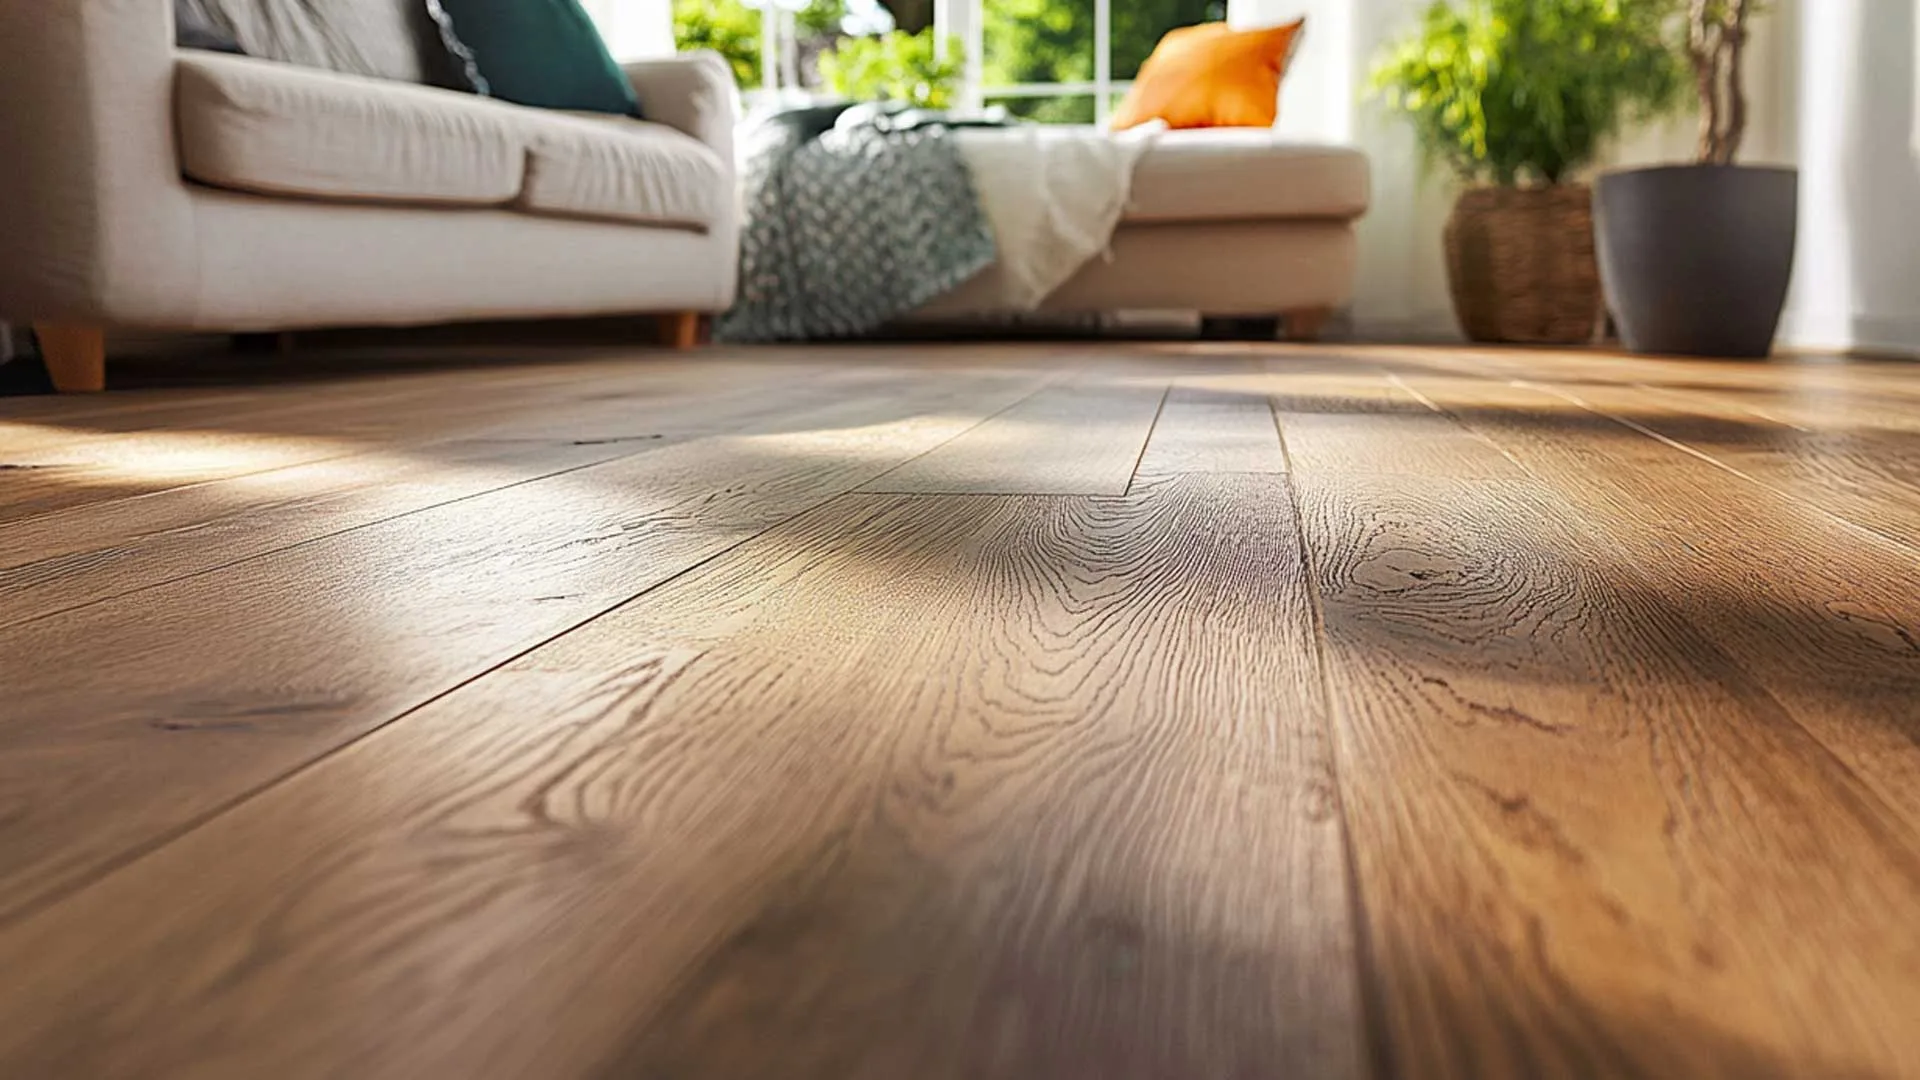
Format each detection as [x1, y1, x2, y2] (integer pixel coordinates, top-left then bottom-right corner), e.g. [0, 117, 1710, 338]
[0, 1, 740, 391]
[922, 129, 1370, 337]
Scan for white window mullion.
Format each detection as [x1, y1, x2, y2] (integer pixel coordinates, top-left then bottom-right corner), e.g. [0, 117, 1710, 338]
[964, 0, 985, 113]
[980, 80, 1133, 99]
[760, 6, 779, 91]
[1093, 0, 1112, 123]
[936, 0, 985, 111]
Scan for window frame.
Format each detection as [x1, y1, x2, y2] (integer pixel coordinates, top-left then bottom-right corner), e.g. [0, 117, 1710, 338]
[937, 0, 1125, 125]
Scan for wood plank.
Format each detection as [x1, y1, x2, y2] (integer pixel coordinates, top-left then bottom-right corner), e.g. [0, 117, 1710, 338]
[1294, 448, 1920, 1074]
[0, 368, 1054, 925]
[0, 351, 850, 524]
[1134, 384, 1286, 476]
[1522, 376, 1920, 553]
[1271, 369, 1522, 480]
[0, 361, 995, 626]
[0, 438, 631, 626]
[0, 353, 605, 456]
[0, 476, 1364, 1079]
[862, 371, 1164, 495]
[1399, 374, 1920, 844]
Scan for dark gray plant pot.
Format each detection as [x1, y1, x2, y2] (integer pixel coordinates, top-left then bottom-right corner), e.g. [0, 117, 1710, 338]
[1594, 164, 1798, 358]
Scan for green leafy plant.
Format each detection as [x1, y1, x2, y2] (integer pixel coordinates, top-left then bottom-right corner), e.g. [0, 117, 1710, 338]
[673, 0, 763, 85]
[1371, 0, 1686, 186]
[816, 29, 962, 108]
[672, 0, 849, 87]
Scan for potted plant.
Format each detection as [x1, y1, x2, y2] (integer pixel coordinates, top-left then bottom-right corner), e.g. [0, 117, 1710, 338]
[1373, 0, 1684, 344]
[1595, 1, 1795, 357]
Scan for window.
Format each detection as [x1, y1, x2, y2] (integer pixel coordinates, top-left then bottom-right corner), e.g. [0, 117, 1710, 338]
[669, 0, 1226, 117]
[942, 0, 1226, 124]
[579, 0, 675, 60]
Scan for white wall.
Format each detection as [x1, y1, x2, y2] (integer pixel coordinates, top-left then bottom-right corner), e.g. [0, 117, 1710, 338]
[1232, 0, 1455, 336]
[1232, 0, 1920, 356]
[581, 0, 676, 60]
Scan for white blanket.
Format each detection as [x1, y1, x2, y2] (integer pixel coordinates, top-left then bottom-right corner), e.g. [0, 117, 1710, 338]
[954, 122, 1164, 310]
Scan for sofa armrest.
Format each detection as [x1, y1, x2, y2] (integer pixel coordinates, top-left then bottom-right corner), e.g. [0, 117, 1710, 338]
[623, 51, 739, 168]
[0, 0, 200, 326]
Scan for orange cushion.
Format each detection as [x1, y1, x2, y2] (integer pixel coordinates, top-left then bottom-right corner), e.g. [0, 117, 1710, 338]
[1109, 19, 1306, 132]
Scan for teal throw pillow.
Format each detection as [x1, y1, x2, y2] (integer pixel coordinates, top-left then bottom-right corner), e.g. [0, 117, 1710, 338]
[438, 0, 641, 116]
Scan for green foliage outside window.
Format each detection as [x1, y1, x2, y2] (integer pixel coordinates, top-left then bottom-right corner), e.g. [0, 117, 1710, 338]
[817, 30, 964, 108]
[672, 0, 762, 85]
[982, 0, 1223, 123]
[672, 0, 848, 87]
[673, 0, 1224, 123]
[1371, 0, 1687, 186]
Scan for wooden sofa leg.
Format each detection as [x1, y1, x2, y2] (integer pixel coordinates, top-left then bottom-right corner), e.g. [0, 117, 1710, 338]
[1283, 306, 1333, 343]
[661, 312, 705, 350]
[34, 324, 106, 392]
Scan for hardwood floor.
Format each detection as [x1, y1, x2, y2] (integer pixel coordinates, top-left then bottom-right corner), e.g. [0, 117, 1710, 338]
[1, 341, 1917, 1079]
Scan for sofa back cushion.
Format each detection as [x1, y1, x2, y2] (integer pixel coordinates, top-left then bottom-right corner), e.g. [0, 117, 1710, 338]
[191, 0, 485, 92]
[177, 54, 525, 208]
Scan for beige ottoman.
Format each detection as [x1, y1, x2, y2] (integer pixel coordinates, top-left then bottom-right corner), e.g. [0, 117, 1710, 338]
[921, 128, 1371, 339]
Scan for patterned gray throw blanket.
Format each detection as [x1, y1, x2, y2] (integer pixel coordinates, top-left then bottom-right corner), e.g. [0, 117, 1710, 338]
[717, 106, 999, 343]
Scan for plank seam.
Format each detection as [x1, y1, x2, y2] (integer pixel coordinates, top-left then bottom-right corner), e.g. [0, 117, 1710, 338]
[1121, 384, 1172, 497]
[0, 366, 973, 627]
[0, 485, 881, 931]
[0, 450, 655, 631]
[849, 364, 1083, 493]
[1270, 396, 1397, 1080]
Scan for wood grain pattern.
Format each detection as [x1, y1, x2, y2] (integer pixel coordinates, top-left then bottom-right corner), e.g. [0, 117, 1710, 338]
[1293, 453, 1920, 1077]
[0, 368, 1052, 925]
[0, 351, 851, 523]
[863, 370, 1164, 495]
[6, 341, 1920, 1079]
[0, 476, 1362, 1080]
[1400, 374, 1920, 847]
[1271, 367, 1521, 480]
[0, 362, 1009, 626]
[1538, 376, 1920, 552]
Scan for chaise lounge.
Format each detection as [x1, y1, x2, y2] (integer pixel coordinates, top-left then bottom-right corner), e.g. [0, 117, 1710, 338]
[923, 128, 1370, 339]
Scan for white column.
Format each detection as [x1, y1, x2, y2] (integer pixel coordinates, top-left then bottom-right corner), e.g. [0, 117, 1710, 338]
[1782, 0, 1920, 356]
[762, 6, 779, 92]
[937, 0, 984, 111]
[1094, 0, 1112, 123]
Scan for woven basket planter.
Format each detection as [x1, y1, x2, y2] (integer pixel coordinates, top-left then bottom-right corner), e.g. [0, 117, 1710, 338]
[1443, 184, 1603, 345]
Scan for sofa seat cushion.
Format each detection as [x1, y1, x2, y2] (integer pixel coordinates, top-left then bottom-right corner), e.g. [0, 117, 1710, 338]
[1124, 130, 1370, 224]
[518, 112, 726, 229]
[177, 53, 526, 205]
